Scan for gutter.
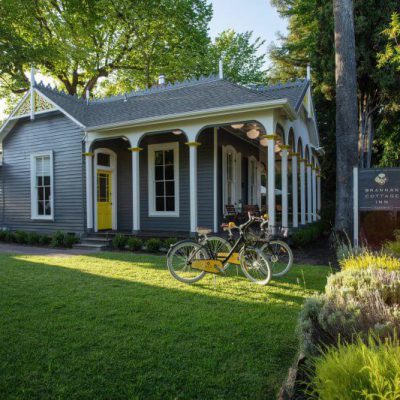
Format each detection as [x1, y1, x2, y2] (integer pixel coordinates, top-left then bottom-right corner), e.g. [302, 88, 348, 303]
[86, 98, 297, 132]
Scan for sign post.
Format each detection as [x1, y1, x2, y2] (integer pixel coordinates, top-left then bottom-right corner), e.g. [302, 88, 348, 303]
[353, 167, 359, 247]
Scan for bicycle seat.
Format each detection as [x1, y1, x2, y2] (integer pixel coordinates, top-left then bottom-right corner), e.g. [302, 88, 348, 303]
[196, 227, 212, 235]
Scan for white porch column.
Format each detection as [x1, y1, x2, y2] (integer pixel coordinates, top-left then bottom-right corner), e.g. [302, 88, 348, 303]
[317, 170, 322, 218]
[264, 134, 276, 231]
[299, 158, 306, 225]
[307, 162, 313, 223]
[312, 166, 317, 221]
[130, 147, 142, 231]
[213, 128, 218, 233]
[187, 141, 200, 233]
[281, 145, 290, 229]
[291, 152, 299, 228]
[84, 140, 94, 230]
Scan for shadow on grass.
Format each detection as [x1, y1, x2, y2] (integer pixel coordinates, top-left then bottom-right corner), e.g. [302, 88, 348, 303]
[0, 252, 328, 400]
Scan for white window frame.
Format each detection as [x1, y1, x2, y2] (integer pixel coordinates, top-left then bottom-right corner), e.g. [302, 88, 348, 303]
[148, 142, 180, 217]
[30, 150, 54, 220]
[222, 145, 242, 212]
[248, 156, 258, 205]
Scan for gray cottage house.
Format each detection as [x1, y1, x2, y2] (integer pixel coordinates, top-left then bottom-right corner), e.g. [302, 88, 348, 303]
[0, 73, 322, 243]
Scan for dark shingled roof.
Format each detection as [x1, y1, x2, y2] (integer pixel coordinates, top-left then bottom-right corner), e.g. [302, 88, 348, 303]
[35, 76, 309, 129]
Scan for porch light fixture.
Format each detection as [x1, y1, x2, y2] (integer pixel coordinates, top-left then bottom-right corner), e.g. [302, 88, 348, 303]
[246, 129, 260, 140]
[172, 129, 182, 135]
[231, 123, 244, 130]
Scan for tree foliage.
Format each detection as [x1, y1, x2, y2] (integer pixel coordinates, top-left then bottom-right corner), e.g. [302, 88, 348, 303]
[269, 0, 400, 196]
[0, 0, 212, 96]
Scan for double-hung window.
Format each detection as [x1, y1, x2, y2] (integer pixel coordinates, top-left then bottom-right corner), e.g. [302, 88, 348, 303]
[31, 151, 54, 220]
[148, 142, 179, 217]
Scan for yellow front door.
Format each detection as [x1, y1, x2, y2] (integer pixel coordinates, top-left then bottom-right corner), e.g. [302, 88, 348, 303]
[97, 170, 112, 230]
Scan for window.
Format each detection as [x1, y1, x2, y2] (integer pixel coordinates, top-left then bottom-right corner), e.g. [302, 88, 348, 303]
[148, 142, 179, 217]
[97, 152, 110, 167]
[31, 151, 54, 219]
[226, 152, 234, 204]
[248, 157, 257, 205]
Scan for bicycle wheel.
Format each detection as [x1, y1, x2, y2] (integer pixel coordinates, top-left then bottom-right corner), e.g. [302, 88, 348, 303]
[240, 247, 272, 286]
[167, 240, 207, 284]
[260, 240, 293, 277]
[204, 236, 232, 271]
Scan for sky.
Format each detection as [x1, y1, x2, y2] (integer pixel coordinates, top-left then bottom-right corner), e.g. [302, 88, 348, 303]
[0, 1, 287, 120]
[208, 0, 287, 59]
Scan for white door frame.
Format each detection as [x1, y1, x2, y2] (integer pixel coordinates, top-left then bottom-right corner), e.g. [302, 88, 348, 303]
[93, 148, 118, 232]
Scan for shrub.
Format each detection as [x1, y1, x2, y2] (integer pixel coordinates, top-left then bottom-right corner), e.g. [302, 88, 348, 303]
[3, 231, 15, 243]
[163, 237, 178, 249]
[146, 238, 162, 253]
[310, 335, 400, 400]
[64, 234, 78, 248]
[26, 232, 41, 245]
[51, 231, 66, 248]
[14, 230, 28, 244]
[384, 231, 400, 256]
[0, 230, 6, 241]
[298, 268, 400, 357]
[340, 250, 400, 271]
[292, 222, 324, 247]
[127, 237, 143, 252]
[112, 234, 127, 250]
[39, 235, 51, 246]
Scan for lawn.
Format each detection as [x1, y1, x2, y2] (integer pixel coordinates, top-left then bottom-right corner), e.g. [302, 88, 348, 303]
[0, 251, 330, 399]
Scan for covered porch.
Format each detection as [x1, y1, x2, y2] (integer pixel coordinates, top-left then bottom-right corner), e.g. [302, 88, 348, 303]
[84, 107, 322, 236]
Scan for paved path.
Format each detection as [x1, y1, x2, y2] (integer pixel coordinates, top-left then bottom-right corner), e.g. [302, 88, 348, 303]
[0, 242, 98, 257]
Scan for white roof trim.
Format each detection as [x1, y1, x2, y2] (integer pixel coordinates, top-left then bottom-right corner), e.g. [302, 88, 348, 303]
[0, 88, 86, 142]
[34, 88, 86, 128]
[86, 98, 297, 132]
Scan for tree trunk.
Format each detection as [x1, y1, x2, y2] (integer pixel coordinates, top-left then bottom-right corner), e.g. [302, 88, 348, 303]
[333, 0, 358, 237]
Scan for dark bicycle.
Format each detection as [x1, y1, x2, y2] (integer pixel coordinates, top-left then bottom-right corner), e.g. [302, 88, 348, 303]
[166, 215, 272, 285]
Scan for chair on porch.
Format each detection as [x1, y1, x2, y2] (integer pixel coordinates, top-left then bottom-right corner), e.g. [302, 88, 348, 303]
[243, 204, 261, 217]
[224, 204, 238, 223]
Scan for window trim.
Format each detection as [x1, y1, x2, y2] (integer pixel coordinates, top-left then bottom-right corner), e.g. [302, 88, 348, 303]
[248, 155, 258, 206]
[148, 142, 180, 217]
[30, 150, 54, 220]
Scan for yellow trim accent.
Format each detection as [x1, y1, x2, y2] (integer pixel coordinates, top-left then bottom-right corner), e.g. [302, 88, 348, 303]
[128, 147, 143, 152]
[306, 162, 313, 167]
[260, 134, 278, 140]
[280, 145, 291, 150]
[97, 170, 113, 230]
[185, 141, 201, 147]
[299, 158, 307, 163]
[83, 152, 94, 157]
[289, 151, 300, 156]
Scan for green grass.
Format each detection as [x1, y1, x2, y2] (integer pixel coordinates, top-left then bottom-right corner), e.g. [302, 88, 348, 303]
[0, 251, 330, 399]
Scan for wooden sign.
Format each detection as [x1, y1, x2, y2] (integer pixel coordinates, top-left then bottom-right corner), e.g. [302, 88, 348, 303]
[358, 168, 400, 211]
[354, 167, 400, 246]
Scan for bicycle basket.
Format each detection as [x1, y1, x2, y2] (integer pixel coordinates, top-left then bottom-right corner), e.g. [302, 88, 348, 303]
[244, 220, 262, 243]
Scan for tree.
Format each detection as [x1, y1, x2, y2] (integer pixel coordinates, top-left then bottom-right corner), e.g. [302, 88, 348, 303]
[206, 30, 268, 85]
[269, 0, 400, 230]
[0, 0, 212, 97]
[333, 0, 358, 235]
[378, 13, 400, 71]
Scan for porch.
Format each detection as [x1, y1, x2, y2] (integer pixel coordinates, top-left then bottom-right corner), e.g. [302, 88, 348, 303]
[84, 110, 322, 236]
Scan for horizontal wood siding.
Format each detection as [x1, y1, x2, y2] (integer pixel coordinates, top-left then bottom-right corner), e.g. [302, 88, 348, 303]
[140, 133, 190, 232]
[2, 113, 85, 234]
[92, 139, 132, 231]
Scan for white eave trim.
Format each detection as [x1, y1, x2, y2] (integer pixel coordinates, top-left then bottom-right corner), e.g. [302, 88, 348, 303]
[86, 98, 297, 132]
[34, 89, 86, 129]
